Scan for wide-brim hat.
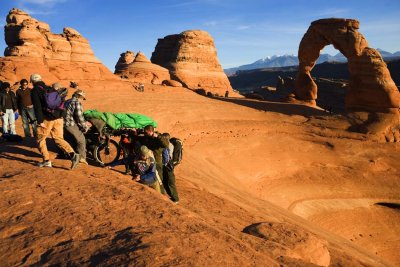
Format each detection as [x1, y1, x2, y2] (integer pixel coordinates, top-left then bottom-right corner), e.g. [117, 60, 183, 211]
[73, 89, 86, 100]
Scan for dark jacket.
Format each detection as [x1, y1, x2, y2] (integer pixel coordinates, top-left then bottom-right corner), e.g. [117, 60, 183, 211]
[16, 87, 33, 111]
[136, 135, 169, 166]
[0, 89, 17, 113]
[30, 81, 48, 124]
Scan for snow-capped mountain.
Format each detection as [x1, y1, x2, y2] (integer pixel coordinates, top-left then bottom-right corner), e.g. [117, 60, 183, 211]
[225, 49, 400, 76]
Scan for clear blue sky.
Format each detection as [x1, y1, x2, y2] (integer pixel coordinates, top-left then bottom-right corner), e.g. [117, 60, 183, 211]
[1, 0, 399, 71]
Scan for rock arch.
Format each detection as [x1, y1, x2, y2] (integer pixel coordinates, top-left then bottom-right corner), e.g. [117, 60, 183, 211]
[294, 18, 399, 115]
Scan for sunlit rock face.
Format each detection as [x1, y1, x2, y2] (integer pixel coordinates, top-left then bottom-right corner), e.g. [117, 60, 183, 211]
[114, 51, 171, 84]
[1, 8, 116, 82]
[151, 30, 233, 95]
[292, 18, 400, 141]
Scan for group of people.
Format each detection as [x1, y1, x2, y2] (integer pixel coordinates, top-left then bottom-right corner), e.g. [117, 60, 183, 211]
[0, 73, 180, 203]
[108, 125, 180, 203]
[0, 79, 34, 137]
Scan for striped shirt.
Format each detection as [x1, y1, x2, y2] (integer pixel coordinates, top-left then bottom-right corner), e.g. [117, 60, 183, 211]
[64, 96, 88, 131]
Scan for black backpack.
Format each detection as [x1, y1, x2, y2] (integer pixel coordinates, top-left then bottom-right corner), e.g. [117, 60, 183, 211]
[170, 137, 183, 166]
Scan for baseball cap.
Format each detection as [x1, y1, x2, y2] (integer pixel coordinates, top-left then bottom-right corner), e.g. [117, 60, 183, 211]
[30, 73, 42, 83]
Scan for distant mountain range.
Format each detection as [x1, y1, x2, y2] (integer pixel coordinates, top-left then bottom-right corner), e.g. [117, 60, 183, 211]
[225, 49, 400, 76]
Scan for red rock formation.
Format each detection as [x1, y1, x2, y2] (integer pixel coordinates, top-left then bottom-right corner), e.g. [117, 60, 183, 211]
[114, 51, 171, 84]
[244, 222, 330, 266]
[114, 51, 135, 74]
[293, 18, 400, 140]
[294, 19, 399, 112]
[0, 8, 116, 84]
[151, 30, 233, 95]
[162, 80, 183, 87]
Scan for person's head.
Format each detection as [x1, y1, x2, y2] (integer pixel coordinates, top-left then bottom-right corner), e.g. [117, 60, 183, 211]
[144, 125, 154, 136]
[139, 145, 152, 160]
[70, 81, 79, 89]
[160, 132, 170, 144]
[30, 73, 42, 84]
[2, 82, 10, 91]
[73, 89, 86, 100]
[52, 82, 62, 90]
[20, 79, 29, 89]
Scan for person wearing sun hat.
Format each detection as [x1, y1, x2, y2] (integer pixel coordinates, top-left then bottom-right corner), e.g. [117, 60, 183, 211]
[132, 145, 161, 193]
[64, 88, 91, 164]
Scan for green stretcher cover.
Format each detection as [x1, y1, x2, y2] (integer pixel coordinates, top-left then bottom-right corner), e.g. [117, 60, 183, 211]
[83, 109, 158, 130]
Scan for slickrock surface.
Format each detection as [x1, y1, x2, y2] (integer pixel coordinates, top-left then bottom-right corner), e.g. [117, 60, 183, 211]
[1, 84, 398, 266]
[162, 80, 183, 87]
[115, 51, 171, 85]
[151, 30, 234, 96]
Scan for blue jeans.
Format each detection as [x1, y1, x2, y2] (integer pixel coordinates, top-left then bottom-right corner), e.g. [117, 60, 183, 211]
[1, 109, 16, 134]
[20, 106, 37, 137]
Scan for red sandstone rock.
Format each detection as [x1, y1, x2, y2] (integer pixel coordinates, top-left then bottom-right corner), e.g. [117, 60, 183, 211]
[294, 18, 399, 113]
[114, 51, 170, 85]
[114, 51, 135, 73]
[244, 222, 331, 266]
[0, 8, 116, 84]
[292, 18, 400, 140]
[151, 30, 233, 95]
[162, 80, 183, 87]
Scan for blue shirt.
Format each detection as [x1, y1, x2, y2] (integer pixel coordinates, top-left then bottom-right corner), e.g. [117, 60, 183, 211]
[136, 157, 157, 184]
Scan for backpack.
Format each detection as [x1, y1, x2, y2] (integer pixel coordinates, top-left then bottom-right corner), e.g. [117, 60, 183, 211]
[40, 86, 68, 119]
[170, 137, 183, 166]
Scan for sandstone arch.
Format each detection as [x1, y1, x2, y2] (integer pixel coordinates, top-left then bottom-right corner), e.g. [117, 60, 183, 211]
[293, 18, 400, 140]
[295, 18, 399, 113]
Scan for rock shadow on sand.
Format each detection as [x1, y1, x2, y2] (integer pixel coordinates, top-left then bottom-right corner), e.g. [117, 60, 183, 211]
[214, 96, 332, 117]
[88, 227, 148, 266]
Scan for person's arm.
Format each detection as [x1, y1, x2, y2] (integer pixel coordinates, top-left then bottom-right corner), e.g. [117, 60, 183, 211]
[74, 101, 88, 132]
[157, 135, 169, 148]
[16, 90, 22, 112]
[162, 148, 169, 165]
[11, 91, 18, 112]
[0, 93, 5, 114]
[31, 88, 44, 124]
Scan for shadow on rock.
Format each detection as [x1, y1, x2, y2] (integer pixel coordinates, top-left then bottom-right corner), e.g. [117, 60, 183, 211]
[88, 227, 148, 266]
[214, 96, 330, 117]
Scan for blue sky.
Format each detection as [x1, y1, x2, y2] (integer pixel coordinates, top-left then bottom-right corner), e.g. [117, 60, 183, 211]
[1, 0, 399, 71]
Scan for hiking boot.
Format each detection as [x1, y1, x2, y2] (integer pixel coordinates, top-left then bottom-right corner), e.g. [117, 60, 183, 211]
[79, 158, 89, 165]
[38, 161, 52, 168]
[70, 153, 80, 170]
